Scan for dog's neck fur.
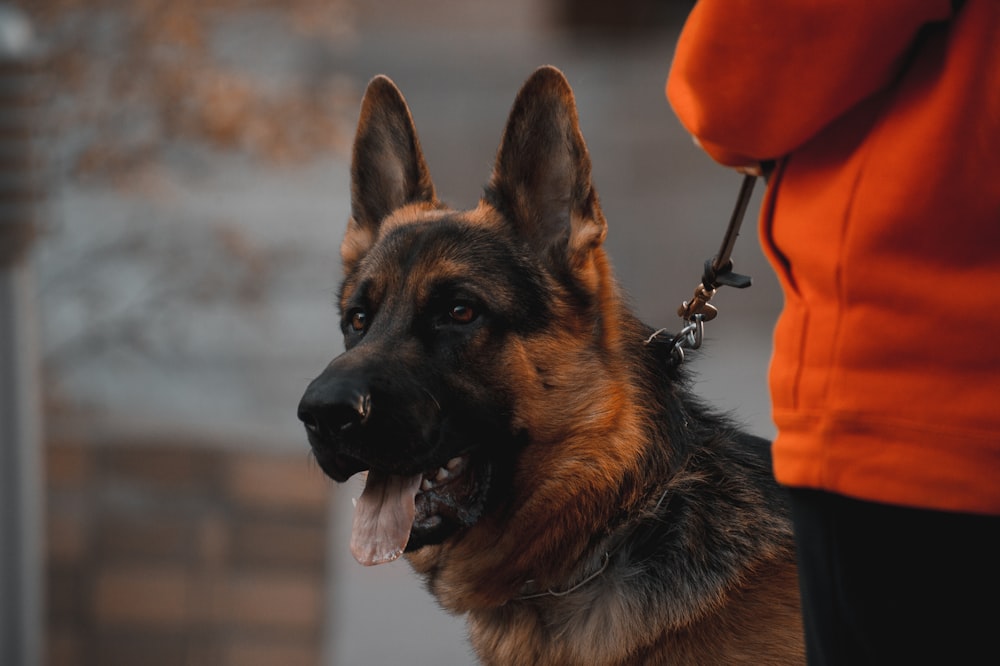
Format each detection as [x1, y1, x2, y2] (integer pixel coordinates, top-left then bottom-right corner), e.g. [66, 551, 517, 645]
[407, 309, 797, 664]
[466, 405, 797, 664]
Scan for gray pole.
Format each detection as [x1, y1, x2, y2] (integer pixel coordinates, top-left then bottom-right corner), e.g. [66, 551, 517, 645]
[0, 5, 44, 666]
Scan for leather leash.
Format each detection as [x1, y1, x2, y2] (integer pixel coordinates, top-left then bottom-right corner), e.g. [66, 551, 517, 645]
[646, 173, 760, 364]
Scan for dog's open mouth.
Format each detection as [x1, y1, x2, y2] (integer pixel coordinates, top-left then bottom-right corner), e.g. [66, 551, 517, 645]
[350, 454, 486, 566]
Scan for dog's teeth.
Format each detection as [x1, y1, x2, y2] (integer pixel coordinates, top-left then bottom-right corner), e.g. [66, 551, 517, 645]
[351, 497, 357, 508]
[446, 456, 463, 471]
[435, 467, 450, 482]
[421, 477, 433, 491]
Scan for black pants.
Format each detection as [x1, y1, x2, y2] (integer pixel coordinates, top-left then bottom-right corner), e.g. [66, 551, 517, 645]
[788, 488, 1000, 666]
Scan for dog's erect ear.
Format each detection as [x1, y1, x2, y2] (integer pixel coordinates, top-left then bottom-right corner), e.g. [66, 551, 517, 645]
[485, 66, 606, 277]
[342, 75, 437, 274]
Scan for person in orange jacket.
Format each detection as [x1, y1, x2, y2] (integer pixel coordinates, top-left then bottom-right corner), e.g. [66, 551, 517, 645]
[668, 1, 1000, 664]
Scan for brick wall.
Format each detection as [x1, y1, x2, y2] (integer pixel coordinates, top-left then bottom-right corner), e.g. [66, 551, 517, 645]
[45, 438, 332, 666]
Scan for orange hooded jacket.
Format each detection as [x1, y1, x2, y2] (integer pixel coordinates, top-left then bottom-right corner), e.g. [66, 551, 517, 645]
[668, 0, 1000, 514]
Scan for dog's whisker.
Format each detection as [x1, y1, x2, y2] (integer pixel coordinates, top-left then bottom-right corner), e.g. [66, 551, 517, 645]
[422, 387, 442, 413]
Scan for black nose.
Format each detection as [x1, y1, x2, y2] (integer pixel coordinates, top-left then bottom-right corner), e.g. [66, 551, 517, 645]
[297, 384, 372, 438]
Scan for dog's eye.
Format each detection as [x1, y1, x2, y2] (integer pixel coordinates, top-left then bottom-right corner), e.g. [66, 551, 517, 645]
[448, 303, 478, 324]
[348, 310, 367, 332]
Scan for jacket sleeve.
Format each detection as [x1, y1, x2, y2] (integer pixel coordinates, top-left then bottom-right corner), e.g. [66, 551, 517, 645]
[666, 0, 953, 167]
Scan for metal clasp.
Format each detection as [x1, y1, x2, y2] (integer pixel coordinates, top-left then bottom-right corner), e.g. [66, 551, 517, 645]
[644, 313, 705, 365]
[670, 314, 704, 364]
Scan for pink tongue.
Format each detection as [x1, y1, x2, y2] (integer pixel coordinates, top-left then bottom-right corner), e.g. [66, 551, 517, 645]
[350, 471, 423, 566]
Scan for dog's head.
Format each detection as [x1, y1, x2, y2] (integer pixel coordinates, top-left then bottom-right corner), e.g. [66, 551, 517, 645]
[298, 67, 621, 569]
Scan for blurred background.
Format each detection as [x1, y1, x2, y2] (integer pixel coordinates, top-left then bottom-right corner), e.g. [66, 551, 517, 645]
[0, 0, 782, 664]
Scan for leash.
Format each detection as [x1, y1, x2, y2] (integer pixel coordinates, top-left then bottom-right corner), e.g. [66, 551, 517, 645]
[646, 174, 760, 364]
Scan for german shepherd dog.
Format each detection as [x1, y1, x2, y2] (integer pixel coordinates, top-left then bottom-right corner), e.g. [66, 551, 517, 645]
[297, 66, 804, 665]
